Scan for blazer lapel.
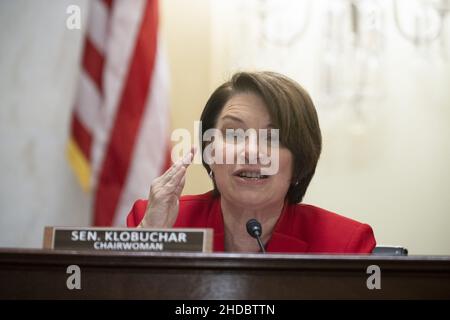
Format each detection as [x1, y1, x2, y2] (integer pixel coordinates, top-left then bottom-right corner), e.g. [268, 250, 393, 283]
[265, 201, 309, 253]
[266, 232, 308, 253]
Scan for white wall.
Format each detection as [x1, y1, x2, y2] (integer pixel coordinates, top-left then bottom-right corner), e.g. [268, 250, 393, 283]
[0, 0, 91, 248]
[209, 0, 450, 255]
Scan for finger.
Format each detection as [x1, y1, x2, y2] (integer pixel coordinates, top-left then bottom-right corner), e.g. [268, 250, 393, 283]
[165, 165, 186, 192]
[181, 148, 196, 167]
[190, 145, 197, 161]
[157, 164, 176, 184]
[162, 158, 181, 177]
[159, 160, 183, 184]
[174, 174, 186, 198]
[159, 147, 193, 185]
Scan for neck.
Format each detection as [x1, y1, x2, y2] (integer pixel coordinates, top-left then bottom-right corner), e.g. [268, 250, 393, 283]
[220, 197, 285, 252]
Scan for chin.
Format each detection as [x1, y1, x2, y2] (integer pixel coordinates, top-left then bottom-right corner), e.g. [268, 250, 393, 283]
[229, 189, 269, 206]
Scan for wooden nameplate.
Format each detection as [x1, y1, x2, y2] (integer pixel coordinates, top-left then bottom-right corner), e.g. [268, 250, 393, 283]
[43, 227, 213, 253]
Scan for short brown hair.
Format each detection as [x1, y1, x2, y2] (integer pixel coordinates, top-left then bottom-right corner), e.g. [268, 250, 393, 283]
[199, 71, 322, 204]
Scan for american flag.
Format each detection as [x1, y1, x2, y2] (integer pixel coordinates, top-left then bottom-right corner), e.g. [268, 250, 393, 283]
[68, 0, 171, 226]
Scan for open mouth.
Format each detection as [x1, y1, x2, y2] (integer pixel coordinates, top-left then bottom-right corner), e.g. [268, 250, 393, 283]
[233, 170, 269, 180]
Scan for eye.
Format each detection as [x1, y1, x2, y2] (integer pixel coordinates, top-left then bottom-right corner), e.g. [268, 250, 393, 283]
[235, 130, 246, 141]
[260, 129, 279, 144]
[224, 128, 246, 142]
[225, 130, 234, 139]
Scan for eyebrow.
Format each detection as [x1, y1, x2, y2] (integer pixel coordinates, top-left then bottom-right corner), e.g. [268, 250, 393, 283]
[219, 115, 245, 125]
[219, 115, 275, 128]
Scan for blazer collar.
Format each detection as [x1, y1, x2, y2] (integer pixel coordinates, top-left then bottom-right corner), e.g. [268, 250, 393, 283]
[208, 197, 308, 253]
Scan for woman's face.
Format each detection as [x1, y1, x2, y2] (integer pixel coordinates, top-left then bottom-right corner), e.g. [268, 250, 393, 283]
[210, 92, 294, 208]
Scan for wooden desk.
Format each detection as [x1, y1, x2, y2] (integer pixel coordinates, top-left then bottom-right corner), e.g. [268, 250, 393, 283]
[0, 249, 449, 299]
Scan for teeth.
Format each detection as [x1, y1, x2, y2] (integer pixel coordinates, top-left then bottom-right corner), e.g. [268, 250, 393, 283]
[237, 171, 267, 179]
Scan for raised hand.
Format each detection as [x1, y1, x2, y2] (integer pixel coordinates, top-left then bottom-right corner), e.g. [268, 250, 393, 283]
[138, 147, 195, 228]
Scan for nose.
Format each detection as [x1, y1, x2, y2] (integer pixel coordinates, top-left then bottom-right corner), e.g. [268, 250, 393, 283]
[237, 130, 260, 165]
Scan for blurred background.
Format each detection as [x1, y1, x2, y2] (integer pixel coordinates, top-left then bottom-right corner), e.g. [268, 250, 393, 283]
[0, 0, 449, 254]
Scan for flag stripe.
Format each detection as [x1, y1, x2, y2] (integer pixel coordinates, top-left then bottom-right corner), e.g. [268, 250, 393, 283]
[71, 112, 93, 160]
[75, 71, 102, 131]
[112, 45, 170, 226]
[82, 37, 105, 93]
[93, 0, 158, 226]
[86, 0, 110, 53]
[103, 0, 113, 10]
[89, 0, 146, 192]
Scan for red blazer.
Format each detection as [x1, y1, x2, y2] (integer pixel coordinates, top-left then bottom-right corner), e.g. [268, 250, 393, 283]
[127, 191, 376, 254]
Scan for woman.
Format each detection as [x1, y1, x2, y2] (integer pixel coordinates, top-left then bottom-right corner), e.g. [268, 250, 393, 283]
[127, 71, 376, 253]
